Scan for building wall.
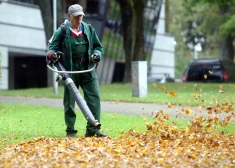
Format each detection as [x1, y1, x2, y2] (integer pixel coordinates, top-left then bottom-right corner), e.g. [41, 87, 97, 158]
[148, 0, 175, 81]
[0, 1, 46, 90]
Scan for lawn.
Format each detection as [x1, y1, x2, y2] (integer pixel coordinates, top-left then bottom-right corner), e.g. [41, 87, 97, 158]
[0, 101, 234, 148]
[0, 103, 234, 167]
[1, 82, 235, 106]
[1, 101, 234, 147]
[0, 83, 235, 167]
[0, 103, 154, 148]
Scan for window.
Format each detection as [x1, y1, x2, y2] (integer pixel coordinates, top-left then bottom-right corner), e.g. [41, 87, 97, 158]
[12, 0, 35, 4]
[65, 0, 101, 15]
[86, 0, 99, 15]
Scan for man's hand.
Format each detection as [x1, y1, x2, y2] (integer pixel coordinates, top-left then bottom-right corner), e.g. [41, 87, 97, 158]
[47, 51, 64, 65]
[56, 51, 64, 57]
[91, 53, 100, 63]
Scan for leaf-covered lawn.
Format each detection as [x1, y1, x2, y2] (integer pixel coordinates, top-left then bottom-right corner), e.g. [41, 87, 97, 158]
[0, 130, 234, 167]
[1, 104, 235, 167]
[0, 83, 235, 167]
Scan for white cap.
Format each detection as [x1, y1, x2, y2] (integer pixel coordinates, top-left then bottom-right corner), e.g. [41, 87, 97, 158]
[68, 4, 85, 16]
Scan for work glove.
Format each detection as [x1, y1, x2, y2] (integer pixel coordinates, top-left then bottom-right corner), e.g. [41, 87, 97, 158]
[91, 53, 100, 63]
[48, 51, 64, 65]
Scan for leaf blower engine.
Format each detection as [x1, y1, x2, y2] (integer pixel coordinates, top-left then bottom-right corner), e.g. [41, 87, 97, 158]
[47, 52, 100, 128]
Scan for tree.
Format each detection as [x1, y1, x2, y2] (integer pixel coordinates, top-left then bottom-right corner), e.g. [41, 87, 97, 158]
[35, 0, 64, 86]
[35, 0, 64, 42]
[116, 0, 146, 82]
[183, 0, 235, 81]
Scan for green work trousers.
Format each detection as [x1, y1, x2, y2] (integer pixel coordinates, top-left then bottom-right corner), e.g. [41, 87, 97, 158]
[63, 62, 101, 134]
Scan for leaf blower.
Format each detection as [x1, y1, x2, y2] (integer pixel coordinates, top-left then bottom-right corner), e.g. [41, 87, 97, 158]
[47, 53, 100, 127]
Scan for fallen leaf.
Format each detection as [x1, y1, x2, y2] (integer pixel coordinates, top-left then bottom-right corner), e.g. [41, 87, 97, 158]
[218, 89, 224, 93]
[169, 91, 177, 96]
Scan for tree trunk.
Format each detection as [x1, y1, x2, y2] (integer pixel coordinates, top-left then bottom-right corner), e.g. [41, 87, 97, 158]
[218, 5, 235, 82]
[219, 5, 234, 62]
[117, 0, 146, 82]
[219, 35, 235, 81]
[34, 0, 53, 42]
[133, 0, 145, 61]
[117, 0, 134, 83]
[35, 0, 64, 87]
[219, 35, 234, 61]
[35, 0, 64, 42]
[57, 0, 64, 25]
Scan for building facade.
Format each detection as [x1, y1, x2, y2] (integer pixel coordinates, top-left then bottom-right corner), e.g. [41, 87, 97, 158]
[148, 0, 175, 82]
[0, 0, 174, 90]
[0, 0, 108, 90]
[0, 0, 47, 90]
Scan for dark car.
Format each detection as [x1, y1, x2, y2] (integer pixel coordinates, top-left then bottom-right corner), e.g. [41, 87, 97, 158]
[182, 58, 228, 82]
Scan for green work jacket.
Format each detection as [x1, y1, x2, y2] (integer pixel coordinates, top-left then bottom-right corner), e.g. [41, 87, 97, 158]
[47, 21, 104, 71]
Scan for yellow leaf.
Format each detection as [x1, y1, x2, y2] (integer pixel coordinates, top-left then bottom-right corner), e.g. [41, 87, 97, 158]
[185, 109, 192, 115]
[169, 90, 177, 96]
[152, 83, 157, 87]
[157, 158, 164, 163]
[164, 114, 170, 120]
[206, 106, 212, 111]
[218, 89, 224, 93]
[220, 85, 223, 90]
[161, 140, 168, 147]
[168, 103, 173, 109]
[161, 86, 167, 93]
[225, 115, 232, 121]
[192, 93, 200, 99]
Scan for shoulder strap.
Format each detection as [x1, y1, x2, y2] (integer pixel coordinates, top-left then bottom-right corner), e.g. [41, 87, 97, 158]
[86, 22, 93, 35]
[60, 23, 66, 42]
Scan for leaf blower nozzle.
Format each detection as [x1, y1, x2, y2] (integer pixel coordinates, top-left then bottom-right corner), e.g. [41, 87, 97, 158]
[47, 59, 100, 127]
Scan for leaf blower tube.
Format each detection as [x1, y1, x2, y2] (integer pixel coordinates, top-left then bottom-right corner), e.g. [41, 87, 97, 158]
[47, 57, 100, 128]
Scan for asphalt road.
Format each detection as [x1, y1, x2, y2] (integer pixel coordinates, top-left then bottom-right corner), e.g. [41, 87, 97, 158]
[0, 96, 231, 119]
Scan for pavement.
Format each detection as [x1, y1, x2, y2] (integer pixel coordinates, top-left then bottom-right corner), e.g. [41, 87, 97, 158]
[0, 95, 207, 117]
[0, 95, 232, 119]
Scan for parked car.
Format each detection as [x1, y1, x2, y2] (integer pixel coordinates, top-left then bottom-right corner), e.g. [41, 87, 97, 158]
[182, 58, 228, 82]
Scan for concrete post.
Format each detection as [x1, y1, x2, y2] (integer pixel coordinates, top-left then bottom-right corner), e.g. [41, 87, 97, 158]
[131, 61, 148, 97]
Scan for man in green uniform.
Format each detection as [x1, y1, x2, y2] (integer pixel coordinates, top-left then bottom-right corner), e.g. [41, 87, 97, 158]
[46, 4, 107, 138]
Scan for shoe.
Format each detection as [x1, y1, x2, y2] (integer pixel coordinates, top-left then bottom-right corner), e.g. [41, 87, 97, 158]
[66, 133, 76, 138]
[85, 130, 108, 138]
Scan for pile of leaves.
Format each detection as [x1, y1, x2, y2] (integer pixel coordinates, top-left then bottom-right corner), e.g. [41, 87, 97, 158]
[0, 132, 234, 168]
[1, 107, 234, 168]
[0, 85, 235, 167]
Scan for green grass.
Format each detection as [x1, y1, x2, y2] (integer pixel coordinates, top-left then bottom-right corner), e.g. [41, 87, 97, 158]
[1, 83, 235, 106]
[1, 82, 234, 147]
[1, 103, 234, 148]
[0, 103, 153, 148]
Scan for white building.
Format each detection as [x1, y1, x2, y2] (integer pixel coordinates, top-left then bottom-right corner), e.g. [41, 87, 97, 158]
[148, 0, 175, 82]
[0, 1, 47, 90]
[0, 0, 174, 90]
[0, 0, 109, 90]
